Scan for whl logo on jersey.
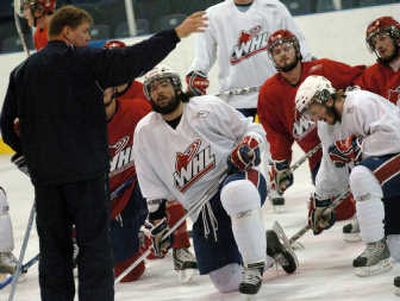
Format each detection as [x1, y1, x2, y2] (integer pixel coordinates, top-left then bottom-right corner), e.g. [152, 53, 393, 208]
[109, 135, 134, 175]
[293, 114, 316, 140]
[230, 25, 268, 65]
[173, 139, 216, 193]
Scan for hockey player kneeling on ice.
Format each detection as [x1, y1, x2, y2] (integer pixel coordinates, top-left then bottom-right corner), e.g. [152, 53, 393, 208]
[101, 52, 197, 282]
[295, 75, 400, 277]
[133, 66, 297, 295]
[0, 186, 17, 275]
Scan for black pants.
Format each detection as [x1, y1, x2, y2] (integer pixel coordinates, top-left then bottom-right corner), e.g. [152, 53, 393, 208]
[34, 175, 114, 301]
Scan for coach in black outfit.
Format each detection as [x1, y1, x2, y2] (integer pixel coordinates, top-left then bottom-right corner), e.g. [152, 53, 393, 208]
[0, 5, 206, 301]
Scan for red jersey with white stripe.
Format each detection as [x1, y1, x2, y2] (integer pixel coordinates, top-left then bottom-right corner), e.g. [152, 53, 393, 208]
[108, 94, 151, 218]
[257, 59, 364, 170]
[354, 62, 400, 106]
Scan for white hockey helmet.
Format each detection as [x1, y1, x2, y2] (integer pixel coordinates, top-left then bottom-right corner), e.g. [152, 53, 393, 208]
[295, 75, 336, 115]
[143, 65, 182, 100]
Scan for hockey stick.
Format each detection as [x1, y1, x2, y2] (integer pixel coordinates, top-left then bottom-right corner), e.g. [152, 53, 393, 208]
[8, 203, 36, 301]
[273, 188, 351, 247]
[0, 254, 39, 290]
[114, 170, 228, 284]
[215, 86, 260, 97]
[289, 144, 321, 173]
[13, 0, 30, 56]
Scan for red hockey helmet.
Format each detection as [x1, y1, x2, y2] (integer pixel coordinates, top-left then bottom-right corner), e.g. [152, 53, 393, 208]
[103, 40, 127, 49]
[366, 16, 400, 51]
[267, 29, 300, 55]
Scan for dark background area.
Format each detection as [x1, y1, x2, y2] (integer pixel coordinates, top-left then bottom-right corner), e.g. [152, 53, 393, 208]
[0, 0, 398, 53]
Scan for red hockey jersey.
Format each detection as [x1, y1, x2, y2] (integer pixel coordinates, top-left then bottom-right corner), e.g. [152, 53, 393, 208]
[108, 93, 151, 218]
[355, 62, 400, 106]
[258, 59, 364, 170]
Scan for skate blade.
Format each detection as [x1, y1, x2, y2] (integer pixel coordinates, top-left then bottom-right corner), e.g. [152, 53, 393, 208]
[240, 293, 257, 301]
[342, 233, 362, 243]
[354, 258, 392, 277]
[395, 287, 400, 297]
[176, 268, 196, 283]
[272, 205, 285, 214]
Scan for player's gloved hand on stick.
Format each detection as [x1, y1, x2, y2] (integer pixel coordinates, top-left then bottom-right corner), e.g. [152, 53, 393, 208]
[328, 135, 363, 168]
[185, 70, 209, 96]
[11, 153, 29, 176]
[150, 218, 173, 257]
[269, 159, 293, 194]
[308, 193, 336, 235]
[227, 135, 261, 173]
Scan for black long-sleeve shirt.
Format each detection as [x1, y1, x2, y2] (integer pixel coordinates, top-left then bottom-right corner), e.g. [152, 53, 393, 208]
[0, 29, 179, 185]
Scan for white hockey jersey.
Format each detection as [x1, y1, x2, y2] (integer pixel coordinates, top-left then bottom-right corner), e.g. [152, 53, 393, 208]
[189, 0, 311, 109]
[133, 96, 267, 221]
[339, 90, 400, 158]
[315, 122, 350, 199]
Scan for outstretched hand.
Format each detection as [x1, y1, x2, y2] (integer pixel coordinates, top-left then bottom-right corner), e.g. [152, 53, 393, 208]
[175, 11, 208, 39]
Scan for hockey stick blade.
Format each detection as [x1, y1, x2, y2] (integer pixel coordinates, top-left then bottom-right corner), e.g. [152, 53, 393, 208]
[274, 189, 351, 248]
[271, 222, 299, 268]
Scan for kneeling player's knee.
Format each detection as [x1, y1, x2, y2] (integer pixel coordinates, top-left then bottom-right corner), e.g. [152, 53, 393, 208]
[209, 263, 241, 293]
[220, 180, 260, 216]
[349, 166, 383, 202]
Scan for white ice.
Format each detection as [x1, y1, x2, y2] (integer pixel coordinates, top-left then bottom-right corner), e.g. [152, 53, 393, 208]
[0, 147, 399, 301]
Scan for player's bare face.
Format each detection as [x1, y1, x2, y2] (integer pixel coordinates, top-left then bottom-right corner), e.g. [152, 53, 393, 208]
[271, 43, 298, 72]
[68, 22, 91, 47]
[372, 33, 397, 62]
[308, 103, 336, 125]
[149, 79, 180, 115]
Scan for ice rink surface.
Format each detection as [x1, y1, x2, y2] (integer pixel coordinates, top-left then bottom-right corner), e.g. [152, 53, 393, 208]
[0, 149, 399, 301]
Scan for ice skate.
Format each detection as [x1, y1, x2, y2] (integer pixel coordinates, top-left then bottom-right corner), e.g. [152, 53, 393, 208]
[266, 230, 298, 274]
[353, 238, 392, 277]
[239, 262, 264, 295]
[0, 252, 17, 274]
[173, 248, 198, 283]
[342, 217, 361, 242]
[394, 276, 400, 296]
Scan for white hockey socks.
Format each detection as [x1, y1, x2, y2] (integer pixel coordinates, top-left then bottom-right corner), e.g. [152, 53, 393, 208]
[387, 235, 400, 262]
[220, 179, 266, 266]
[350, 166, 384, 243]
[0, 188, 14, 252]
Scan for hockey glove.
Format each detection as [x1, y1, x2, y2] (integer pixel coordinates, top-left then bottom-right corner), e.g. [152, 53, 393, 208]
[269, 160, 293, 194]
[11, 153, 29, 176]
[150, 218, 173, 257]
[308, 193, 336, 235]
[227, 135, 261, 173]
[328, 135, 363, 168]
[185, 70, 209, 96]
